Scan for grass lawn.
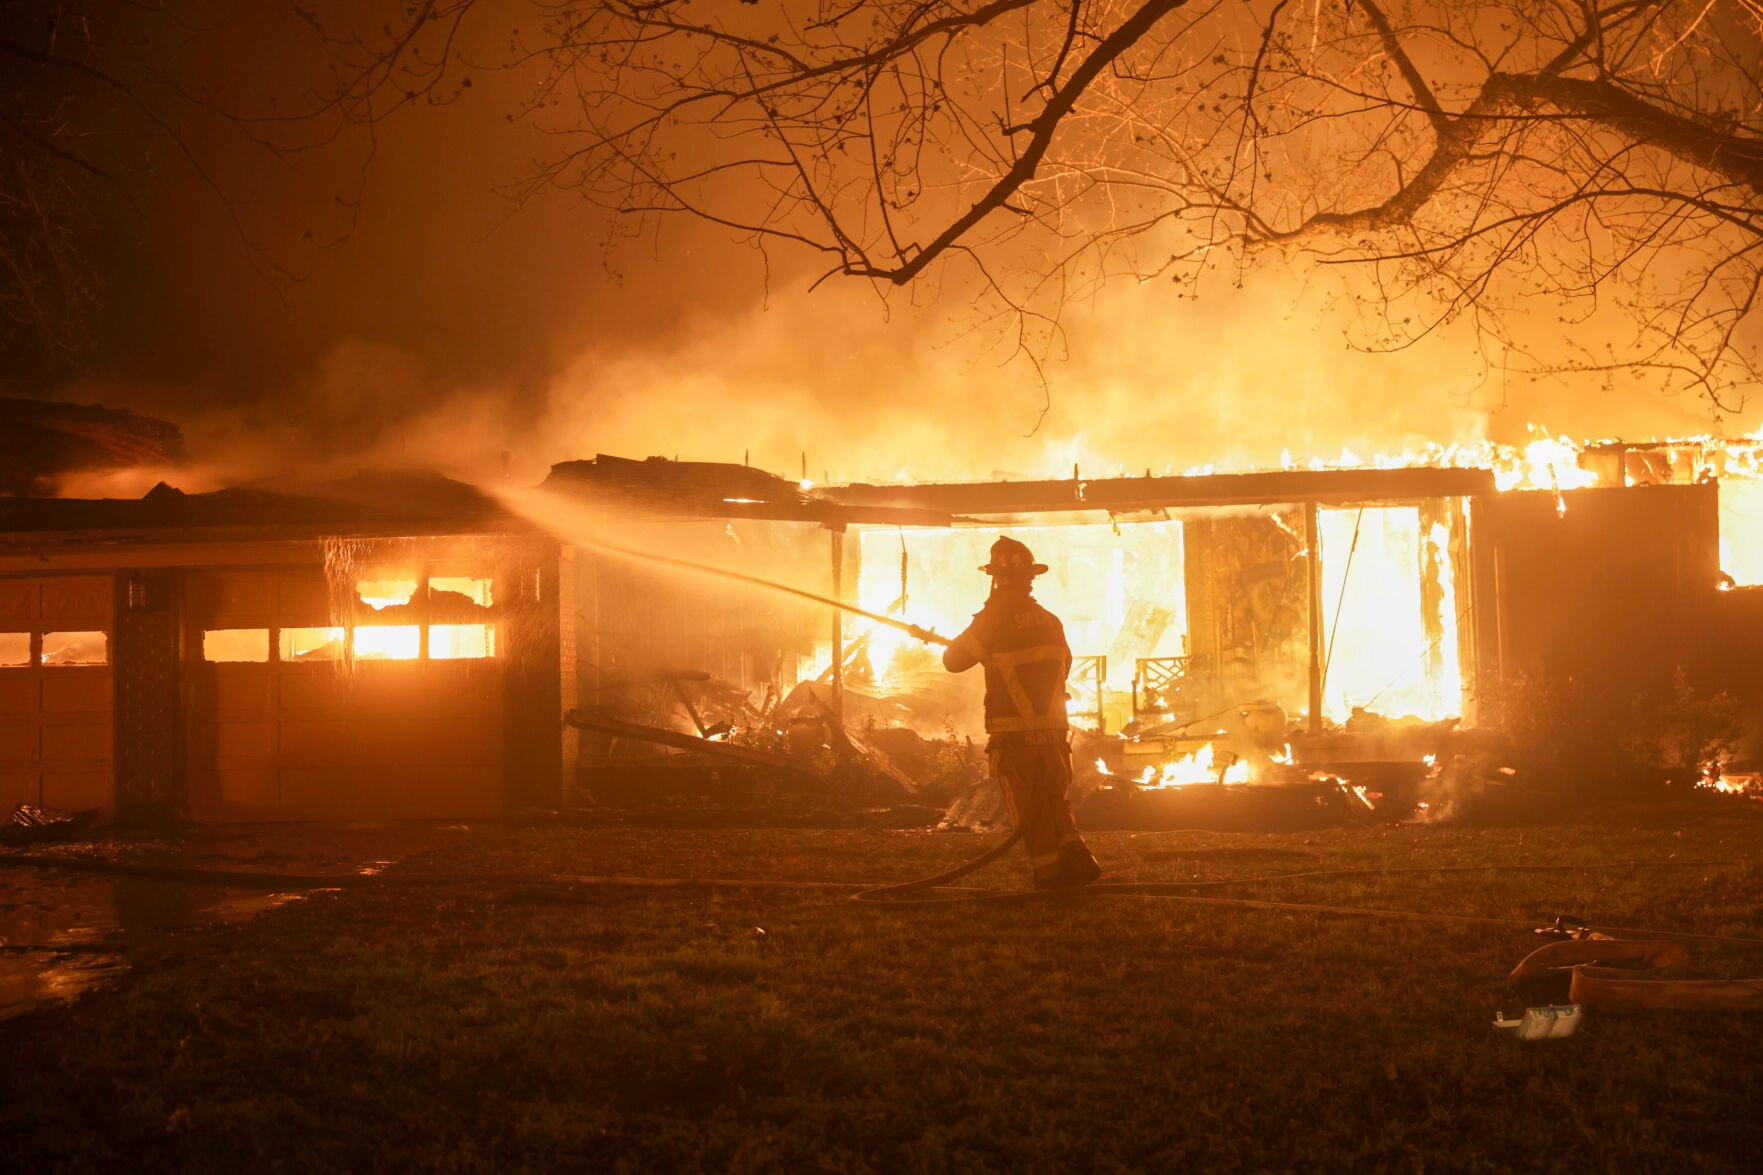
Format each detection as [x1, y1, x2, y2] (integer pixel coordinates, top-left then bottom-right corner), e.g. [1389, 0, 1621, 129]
[5, 810, 1763, 1172]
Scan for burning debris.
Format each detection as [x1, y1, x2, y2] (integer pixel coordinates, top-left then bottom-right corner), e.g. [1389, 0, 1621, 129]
[565, 666, 961, 819]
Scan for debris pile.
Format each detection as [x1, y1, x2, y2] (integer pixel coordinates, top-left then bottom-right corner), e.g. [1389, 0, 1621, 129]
[567, 670, 976, 822]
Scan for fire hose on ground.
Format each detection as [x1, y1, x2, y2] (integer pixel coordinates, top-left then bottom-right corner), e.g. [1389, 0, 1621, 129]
[6, 848, 1763, 949]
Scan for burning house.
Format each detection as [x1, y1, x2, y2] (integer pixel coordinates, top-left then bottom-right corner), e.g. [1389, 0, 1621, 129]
[552, 444, 1749, 814]
[548, 458, 1492, 814]
[0, 438, 1752, 825]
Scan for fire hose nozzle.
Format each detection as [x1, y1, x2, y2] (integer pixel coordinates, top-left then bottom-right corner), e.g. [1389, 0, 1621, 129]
[907, 624, 951, 646]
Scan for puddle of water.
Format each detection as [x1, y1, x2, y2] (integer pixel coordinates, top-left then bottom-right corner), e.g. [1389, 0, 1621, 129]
[0, 950, 128, 1021]
[0, 820, 469, 1022]
[0, 873, 311, 1022]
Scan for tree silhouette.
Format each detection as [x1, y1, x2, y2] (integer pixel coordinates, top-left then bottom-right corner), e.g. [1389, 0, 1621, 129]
[362, 0, 1763, 407]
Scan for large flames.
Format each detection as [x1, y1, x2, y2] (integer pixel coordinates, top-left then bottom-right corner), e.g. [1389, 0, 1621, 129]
[846, 509, 1463, 733]
[828, 428, 1763, 793]
[1317, 508, 1460, 723]
[852, 521, 1187, 709]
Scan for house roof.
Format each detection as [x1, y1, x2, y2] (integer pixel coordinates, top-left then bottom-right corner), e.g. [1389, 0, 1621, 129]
[0, 470, 532, 545]
[0, 458, 1500, 553]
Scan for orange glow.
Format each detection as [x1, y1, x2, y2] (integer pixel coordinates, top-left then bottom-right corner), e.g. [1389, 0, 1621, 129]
[354, 626, 421, 660]
[1721, 480, 1763, 586]
[803, 429, 1763, 736]
[1134, 743, 1251, 788]
[1490, 435, 1602, 493]
[356, 578, 418, 610]
[0, 633, 28, 666]
[1318, 508, 1461, 722]
[429, 624, 495, 659]
[429, 577, 492, 606]
[1699, 771, 1761, 797]
[281, 627, 344, 661]
[40, 631, 107, 666]
[854, 522, 1186, 718]
[203, 629, 270, 663]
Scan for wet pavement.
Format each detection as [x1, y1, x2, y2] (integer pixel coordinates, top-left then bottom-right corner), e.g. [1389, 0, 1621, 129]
[0, 822, 473, 1021]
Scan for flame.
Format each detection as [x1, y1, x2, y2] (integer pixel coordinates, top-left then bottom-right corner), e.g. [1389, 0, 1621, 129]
[853, 522, 1187, 712]
[1318, 508, 1461, 722]
[1491, 435, 1602, 493]
[1136, 743, 1251, 789]
[1698, 770, 1762, 798]
[823, 428, 1763, 734]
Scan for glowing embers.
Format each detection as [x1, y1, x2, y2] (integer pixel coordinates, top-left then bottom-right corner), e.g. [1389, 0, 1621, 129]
[0, 633, 28, 666]
[1318, 508, 1461, 722]
[40, 631, 107, 666]
[203, 629, 269, 663]
[1701, 772, 1763, 798]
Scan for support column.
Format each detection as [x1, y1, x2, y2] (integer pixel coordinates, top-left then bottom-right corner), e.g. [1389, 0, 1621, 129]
[1305, 501, 1323, 735]
[114, 569, 182, 826]
[829, 526, 845, 721]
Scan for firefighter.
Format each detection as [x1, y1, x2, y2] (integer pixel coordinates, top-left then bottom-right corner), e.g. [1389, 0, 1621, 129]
[943, 536, 1103, 890]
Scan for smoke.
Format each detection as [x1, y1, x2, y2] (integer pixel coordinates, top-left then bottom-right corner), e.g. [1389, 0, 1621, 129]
[45, 238, 1755, 501]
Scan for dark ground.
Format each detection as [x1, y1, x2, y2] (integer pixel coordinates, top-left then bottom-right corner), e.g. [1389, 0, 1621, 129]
[3, 807, 1763, 1172]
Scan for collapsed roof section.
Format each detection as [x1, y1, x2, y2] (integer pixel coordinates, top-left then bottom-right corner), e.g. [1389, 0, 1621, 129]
[543, 454, 956, 526]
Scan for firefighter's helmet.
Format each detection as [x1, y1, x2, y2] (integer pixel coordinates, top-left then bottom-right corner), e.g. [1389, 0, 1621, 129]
[979, 535, 1049, 577]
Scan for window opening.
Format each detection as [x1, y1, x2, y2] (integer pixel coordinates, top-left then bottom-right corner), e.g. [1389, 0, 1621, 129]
[354, 626, 420, 661]
[203, 629, 270, 663]
[40, 631, 107, 666]
[281, 627, 345, 661]
[429, 624, 494, 660]
[355, 578, 418, 611]
[0, 633, 29, 666]
[429, 577, 492, 608]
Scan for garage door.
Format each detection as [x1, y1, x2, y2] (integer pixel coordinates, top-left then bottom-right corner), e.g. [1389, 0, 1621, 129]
[186, 568, 504, 821]
[0, 575, 115, 815]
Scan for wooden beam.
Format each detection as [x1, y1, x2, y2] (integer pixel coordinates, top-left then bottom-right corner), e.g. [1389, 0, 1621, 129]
[825, 466, 1495, 517]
